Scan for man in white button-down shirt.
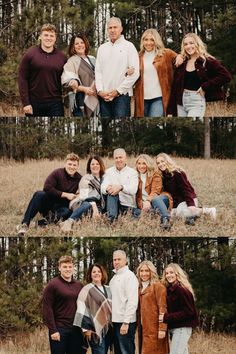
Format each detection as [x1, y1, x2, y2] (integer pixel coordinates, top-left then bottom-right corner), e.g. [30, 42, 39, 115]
[95, 17, 139, 118]
[109, 250, 138, 354]
[101, 148, 139, 223]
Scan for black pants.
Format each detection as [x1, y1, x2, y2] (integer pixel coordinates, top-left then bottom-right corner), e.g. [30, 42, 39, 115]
[22, 190, 71, 226]
[49, 327, 87, 354]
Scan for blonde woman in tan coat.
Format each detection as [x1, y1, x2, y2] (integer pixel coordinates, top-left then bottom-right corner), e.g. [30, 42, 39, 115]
[134, 28, 180, 117]
[136, 260, 169, 354]
[136, 154, 173, 230]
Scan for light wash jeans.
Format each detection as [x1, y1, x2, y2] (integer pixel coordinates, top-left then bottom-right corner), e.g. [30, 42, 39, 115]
[144, 97, 164, 117]
[171, 198, 199, 218]
[169, 327, 192, 354]
[151, 194, 169, 219]
[177, 90, 206, 117]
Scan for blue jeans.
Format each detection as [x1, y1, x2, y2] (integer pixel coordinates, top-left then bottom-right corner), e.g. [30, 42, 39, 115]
[90, 332, 111, 354]
[177, 91, 206, 117]
[144, 97, 164, 117]
[151, 194, 169, 219]
[49, 327, 87, 354]
[69, 201, 92, 221]
[100, 94, 131, 118]
[31, 100, 64, 116]
[106, 195, 138, 223]
[113, 322, 136, 354]
[22, 191, 71, 226]
[169, 327, 192, 354]
[73, 92, 84, 117]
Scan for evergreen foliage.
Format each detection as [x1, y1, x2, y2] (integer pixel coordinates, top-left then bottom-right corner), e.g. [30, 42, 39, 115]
[0, 1, 235, 102]
[0, 117, 236, 160]
[0, 237, 235, 337]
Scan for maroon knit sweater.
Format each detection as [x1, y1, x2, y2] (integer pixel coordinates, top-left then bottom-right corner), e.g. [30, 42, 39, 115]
[43, 168, 82, 199]
[18, 46, 67, 106]
[163, 282, 199, 329]
[42, 276, 83, 334]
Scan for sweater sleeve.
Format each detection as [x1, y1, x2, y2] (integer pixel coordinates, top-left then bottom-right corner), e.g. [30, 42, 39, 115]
[116, 43, 140, 94]
[163, 287, 196, 325]
[201, 58, 232, 92]
[43, 169, 63, 198]
[94, 46, 104, 93]
[123, 273, 139, 323]
[42, 283, 58, 334]
[18, 51, 31, 107]
[175, 171, 196, 207]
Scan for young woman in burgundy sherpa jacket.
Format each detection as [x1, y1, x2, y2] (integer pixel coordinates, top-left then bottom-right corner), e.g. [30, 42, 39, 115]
[156, 153, 216, 226]
[167, 32, 231, 117]
[160, 263, 199, 354]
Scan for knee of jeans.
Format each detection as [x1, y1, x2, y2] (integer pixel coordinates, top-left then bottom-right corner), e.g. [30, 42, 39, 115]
[33, 190, 46, 198]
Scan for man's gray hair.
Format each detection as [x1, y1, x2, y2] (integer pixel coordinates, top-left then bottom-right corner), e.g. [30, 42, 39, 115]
[107, 17, 122, 28]
[113, 249, 127, 259]
[113, 148, 126, 157]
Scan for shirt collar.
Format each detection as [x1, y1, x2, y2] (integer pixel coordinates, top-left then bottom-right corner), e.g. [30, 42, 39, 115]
[113, 265, 129, 274]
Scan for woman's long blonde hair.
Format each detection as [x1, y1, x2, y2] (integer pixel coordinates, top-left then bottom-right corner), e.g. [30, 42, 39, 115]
[156, 152, 184, 175]
[136, 154, 156, 178]
[162, 263, 196, 299]
[181, 32, 213, 61]
[140, 28, 165, 56]
[136, 260, 159, 286]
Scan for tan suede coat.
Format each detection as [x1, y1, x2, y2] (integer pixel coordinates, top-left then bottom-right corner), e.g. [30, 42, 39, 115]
[138, 282, 169, 354]
[134, 48, 177, 117]
[136, 171, 173, 210]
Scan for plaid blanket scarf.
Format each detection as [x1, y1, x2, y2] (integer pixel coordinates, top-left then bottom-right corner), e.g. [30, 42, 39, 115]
[73, 283, 112, 343]
[61, 54, 99, 117]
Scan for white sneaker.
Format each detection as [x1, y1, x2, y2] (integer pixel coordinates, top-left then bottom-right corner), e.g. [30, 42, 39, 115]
[16, 223, 28, 236]
[60, 219, 74, 233]
[203, 207, 217, 220]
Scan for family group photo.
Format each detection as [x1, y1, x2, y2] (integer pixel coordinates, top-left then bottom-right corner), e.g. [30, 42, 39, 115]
[0, 1, 235, 117]
[0, 1, 235, 353]
[0, 117, 235, 237]
[0, 237, 235, 354]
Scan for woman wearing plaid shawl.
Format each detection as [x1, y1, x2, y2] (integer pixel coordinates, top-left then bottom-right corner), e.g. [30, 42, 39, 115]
[74, 264, 112, 354]
[61, 33, 99, 117]
[60, 155, 106, 233]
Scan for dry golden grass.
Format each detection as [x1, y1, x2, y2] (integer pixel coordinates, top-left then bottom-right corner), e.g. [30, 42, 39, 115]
[0, 157, 235, 237]
[1, 100, 236, 116]
[0, 328, 235, 354]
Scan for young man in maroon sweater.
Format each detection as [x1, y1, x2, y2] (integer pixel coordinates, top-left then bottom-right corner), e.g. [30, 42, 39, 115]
[42, 255, 87, 354]
[16, 153, 82, 236]
[18, 23, 66, 116]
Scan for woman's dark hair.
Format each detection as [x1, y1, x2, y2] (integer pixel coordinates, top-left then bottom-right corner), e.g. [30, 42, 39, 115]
[86, 155, 106, 177]
[68, 33, 90, 57]
[86, 263, 108, 285]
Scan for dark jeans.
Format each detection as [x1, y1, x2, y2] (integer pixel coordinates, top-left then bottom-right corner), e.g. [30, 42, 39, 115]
[90, 331, 111, 354]
[22, 191, 71, 226]
[49, 327, 87, 354]
[30, 100, 64, 116]
[106, 195, 139, 223]
[113, 322, 136, 354]
[99, 94, 131, 118]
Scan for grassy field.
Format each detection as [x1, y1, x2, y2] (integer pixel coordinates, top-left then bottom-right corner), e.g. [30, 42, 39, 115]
[0, 157, 235, 237]
[1, 100, 236, 116]
[0, 327, 235, 354]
